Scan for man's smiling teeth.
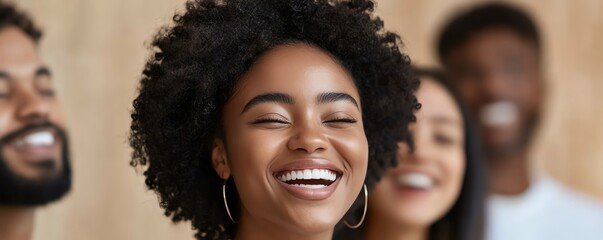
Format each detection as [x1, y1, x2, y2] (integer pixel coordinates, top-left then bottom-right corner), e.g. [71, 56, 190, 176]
[15, 131, 56, 148]
[278, 169, 337, 182]
[480, 101, 518, 127]
[396, 172, 434, 190]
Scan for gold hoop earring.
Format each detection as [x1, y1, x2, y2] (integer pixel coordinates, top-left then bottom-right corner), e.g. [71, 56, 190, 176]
[223, 180, 238, 223]
[344, 184, 368, 229]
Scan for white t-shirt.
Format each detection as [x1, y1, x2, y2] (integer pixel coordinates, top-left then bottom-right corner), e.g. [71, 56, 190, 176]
[486, 176, 603, 240]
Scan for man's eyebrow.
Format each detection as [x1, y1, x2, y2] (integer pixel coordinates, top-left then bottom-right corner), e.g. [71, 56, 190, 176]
[241, 92, 294, 114]
[316, 92, 359, 109]
[35, 67, 51, 78]
[0, 71, 8, 80]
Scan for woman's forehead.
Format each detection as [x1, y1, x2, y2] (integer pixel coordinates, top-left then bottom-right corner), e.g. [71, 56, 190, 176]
[229, 44, 360, 108]
[416, 78, 462, 124]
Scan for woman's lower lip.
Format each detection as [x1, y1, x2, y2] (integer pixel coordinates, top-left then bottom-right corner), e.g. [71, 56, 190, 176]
[395, 186, 431, 198]
[276, 178, 340, 200]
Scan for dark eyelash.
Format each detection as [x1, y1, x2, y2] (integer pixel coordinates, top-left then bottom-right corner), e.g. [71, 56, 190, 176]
[324, 118, 357, 123]
[251, 118, 289, 124]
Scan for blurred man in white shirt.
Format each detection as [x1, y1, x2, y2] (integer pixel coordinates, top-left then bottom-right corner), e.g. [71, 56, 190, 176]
[437, 3, 603, 240]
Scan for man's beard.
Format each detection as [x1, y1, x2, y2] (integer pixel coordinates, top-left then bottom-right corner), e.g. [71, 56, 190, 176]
[0, 122, 71, 206]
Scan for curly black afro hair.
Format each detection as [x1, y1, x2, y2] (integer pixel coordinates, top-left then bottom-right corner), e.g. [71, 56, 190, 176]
[0, 2, 42, 43]
[130, 0, 419, 239]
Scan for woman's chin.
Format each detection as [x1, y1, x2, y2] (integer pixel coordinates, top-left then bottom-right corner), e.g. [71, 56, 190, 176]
[282, 208, 342, 234]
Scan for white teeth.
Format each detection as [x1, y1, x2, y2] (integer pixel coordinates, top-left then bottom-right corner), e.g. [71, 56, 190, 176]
[397, 173, 434, 190]
[277, 169, 338, 182]
[480, 101, 518, 127]
[312, 169, 320, 178]
[303, 169, 311, 179]
[290, 184, 328, 189]
[22, 131, 55, 147]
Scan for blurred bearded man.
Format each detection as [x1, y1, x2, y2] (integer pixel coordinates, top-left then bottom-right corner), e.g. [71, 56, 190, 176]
[0, 3, 71, 240]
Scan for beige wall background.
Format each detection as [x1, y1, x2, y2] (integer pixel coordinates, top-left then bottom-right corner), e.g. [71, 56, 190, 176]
[7, 0, 601, 239]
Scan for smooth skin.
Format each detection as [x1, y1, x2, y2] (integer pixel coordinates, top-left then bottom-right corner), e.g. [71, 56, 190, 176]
[212, 43, 368, 240]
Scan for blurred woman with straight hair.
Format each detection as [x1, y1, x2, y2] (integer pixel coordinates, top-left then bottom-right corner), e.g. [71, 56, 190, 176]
[335, 68, 485, 240]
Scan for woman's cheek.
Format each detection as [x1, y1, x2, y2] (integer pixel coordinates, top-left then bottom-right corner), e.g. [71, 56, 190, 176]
[440, 148, 466, 207]
[331, 130, 368, 167]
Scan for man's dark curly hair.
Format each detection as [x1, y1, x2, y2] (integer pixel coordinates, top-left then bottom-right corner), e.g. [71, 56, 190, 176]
[129, 0, 419, 239]
[0, 2, 42, 43]
[437, 2, 540, 63]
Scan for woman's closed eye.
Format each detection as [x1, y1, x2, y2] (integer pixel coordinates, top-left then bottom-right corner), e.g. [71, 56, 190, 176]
[323, 116, 357, 128]
[433, 133, 459, 146]
[250, 114, 291, 129]
[324, 117, 357, 123]
[252, 118, 289, 124]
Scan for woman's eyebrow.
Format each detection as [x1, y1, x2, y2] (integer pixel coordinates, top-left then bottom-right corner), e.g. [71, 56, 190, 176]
[241, 92, 294, 114]
[429, 115, 462, 127]
[316, 92, 358, 109]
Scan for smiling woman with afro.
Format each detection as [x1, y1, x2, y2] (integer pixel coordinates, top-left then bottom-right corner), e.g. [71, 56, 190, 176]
[129, 0, 419, 239]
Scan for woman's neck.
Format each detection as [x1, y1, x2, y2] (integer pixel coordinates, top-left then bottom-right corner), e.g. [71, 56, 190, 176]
[0, 206, 35, 240]
[234, 211, 334, 240]
[364, 215, 428, 240]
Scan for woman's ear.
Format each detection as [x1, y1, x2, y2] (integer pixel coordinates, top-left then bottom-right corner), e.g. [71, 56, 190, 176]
[212, 138, 231, 180]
